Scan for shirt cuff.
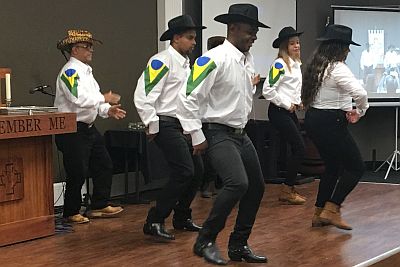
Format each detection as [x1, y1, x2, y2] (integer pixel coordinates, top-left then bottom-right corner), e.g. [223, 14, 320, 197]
[98, 93, 106, 104]
[282, 99, 292, 110]
[191, 129, 206, 146]
[356, 107, 365, 117]
[148, 120, 159, 134]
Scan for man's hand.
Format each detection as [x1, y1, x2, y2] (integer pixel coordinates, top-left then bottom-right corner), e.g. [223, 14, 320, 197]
[108, 104, 126, 120]
[252, 74, 261, 86]
[193, 140, 208, 155]
[288, 103, 296, 113]
[145, 128, 157, 142]
[104, 91, 121, 104]
[346, 109, 360, 124]
[146, 133, 157, 142]
[296, 103, 304, 111]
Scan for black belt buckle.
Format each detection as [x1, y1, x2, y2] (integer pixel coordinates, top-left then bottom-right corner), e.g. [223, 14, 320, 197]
[203, 123, 244, 135]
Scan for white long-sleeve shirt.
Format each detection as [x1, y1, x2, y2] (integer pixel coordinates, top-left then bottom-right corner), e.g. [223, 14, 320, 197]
[134, 46, 190, 134]
[54, 56, 110, 124]
[360, 49, 374, 70]
[262, 57, 302, 109]
[177, 39, 256, 145]
[311, 61, 369, 116]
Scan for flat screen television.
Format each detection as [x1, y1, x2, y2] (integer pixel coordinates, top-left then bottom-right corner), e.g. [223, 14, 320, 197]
[333, 5, 400, 102]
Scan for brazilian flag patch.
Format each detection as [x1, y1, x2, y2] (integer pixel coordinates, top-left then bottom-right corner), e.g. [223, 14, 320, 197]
[186, 56, 216, 96]
[268, 62, 285, 87]
[61, 69, 79, 98]
[144, 59, 169, 95]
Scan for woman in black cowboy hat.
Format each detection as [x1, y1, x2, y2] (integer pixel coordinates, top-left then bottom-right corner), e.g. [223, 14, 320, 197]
[301, 24, 369, 230]
[263, 26, 306, 205]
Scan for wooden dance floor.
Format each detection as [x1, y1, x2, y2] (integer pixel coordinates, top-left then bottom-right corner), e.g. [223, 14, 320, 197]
[1, 181, 400, 266]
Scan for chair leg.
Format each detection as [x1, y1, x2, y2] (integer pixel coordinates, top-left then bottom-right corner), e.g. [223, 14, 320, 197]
[83, 177, 91, 214]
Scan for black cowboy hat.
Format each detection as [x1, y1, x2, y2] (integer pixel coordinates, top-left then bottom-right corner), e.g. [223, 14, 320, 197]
[214, 3, 270, 28]
[317, 24, 360, 46]
[160, 15, 206, 41]
[272, 26, 303, 48]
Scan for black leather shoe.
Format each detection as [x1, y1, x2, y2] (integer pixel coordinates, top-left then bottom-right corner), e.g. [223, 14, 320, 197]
[193, 240, 228, 265]
[228, 245, 267, 263]
[173, 219, 202, 232]
[143, 222, 175, 240]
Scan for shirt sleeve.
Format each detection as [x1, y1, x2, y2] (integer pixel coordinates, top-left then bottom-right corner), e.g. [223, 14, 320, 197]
[177, 55, 218, 146]
[134, 57, 170, 134]
[98, 103, 111, 118]
[262, 60, 292, 110]
[58, 68, 105, 108]
[334, 63, 369, 117]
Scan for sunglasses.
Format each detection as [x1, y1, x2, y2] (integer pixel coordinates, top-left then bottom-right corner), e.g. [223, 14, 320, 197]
[74, 43, 93, 50]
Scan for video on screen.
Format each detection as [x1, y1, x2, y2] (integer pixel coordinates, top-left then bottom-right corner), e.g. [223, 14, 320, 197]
[334, 8, 400, 99]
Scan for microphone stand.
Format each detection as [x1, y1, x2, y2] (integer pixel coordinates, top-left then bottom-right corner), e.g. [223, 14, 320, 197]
[39, 90, 55, 97]
[32, 87, 55, 97]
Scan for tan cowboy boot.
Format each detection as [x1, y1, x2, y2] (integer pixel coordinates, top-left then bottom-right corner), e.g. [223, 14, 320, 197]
[320, 201, 352, 230]
[278, 184, 306, 205]
[311, 207, 328, 227]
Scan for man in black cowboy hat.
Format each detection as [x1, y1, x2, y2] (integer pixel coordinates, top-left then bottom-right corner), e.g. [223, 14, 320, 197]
[177, 3, 269, 265]
[55, 30, 126, 224]
[134, 15, 206, 240]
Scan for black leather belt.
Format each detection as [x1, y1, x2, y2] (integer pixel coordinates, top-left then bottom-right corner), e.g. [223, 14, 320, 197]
[158, 115, 180, 123]
[77, 121, 94, 129]
[309, 107, 346, 115]
[202, 123, 245, 134]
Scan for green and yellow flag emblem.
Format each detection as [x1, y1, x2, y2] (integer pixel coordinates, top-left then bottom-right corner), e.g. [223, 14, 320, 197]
[186, 56, 216, 96]
[61, 69, 79, 98]
[144, 59, 169, 95]
[268, 62, 285, 87]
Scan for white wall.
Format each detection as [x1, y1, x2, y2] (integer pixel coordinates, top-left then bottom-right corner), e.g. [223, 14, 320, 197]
[157, 0, 183, 52]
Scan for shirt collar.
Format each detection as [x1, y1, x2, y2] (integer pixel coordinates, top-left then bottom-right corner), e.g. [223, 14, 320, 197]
[70, 56, 92, 73]
[289, 56, 301, 68]
[222, 39, 247, 63]
[168, 46, 190, 68]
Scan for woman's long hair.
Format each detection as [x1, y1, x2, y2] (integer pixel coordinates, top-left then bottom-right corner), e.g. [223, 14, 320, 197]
[301, 41, 349, 108]
[277, 39, 301, 73]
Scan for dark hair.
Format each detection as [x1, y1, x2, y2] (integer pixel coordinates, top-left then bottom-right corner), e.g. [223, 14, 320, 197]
[301, 41, 349, 108]
[207, 36, 225, 50]
[169, 28, 196, 44]
[64, 44, 73, 54]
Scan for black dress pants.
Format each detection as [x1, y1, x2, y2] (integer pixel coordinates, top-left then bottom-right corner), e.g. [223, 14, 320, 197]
[146, 119, 203, 223]
[55, 123, 113, 217]
[198, 128, 265, 246]
[304, 108, 365, 208]
[268, 103, 305, 185]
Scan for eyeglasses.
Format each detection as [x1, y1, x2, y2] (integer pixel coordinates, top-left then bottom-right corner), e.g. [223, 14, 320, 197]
[74, 44, 93, 50]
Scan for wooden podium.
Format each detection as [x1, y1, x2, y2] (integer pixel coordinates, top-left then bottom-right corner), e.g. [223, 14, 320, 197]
[0, 112, 76, 246]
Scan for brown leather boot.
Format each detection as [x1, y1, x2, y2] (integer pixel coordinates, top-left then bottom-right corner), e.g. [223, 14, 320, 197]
[278, 184, 306, 205]
[311, 207, 328, 227]
[320, 202, 352, 230]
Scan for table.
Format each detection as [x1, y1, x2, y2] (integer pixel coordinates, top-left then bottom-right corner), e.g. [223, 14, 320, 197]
[104, 129, 150, 204]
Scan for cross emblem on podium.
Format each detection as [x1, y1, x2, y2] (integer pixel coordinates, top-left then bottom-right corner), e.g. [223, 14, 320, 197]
[0, 163, 22, 196]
